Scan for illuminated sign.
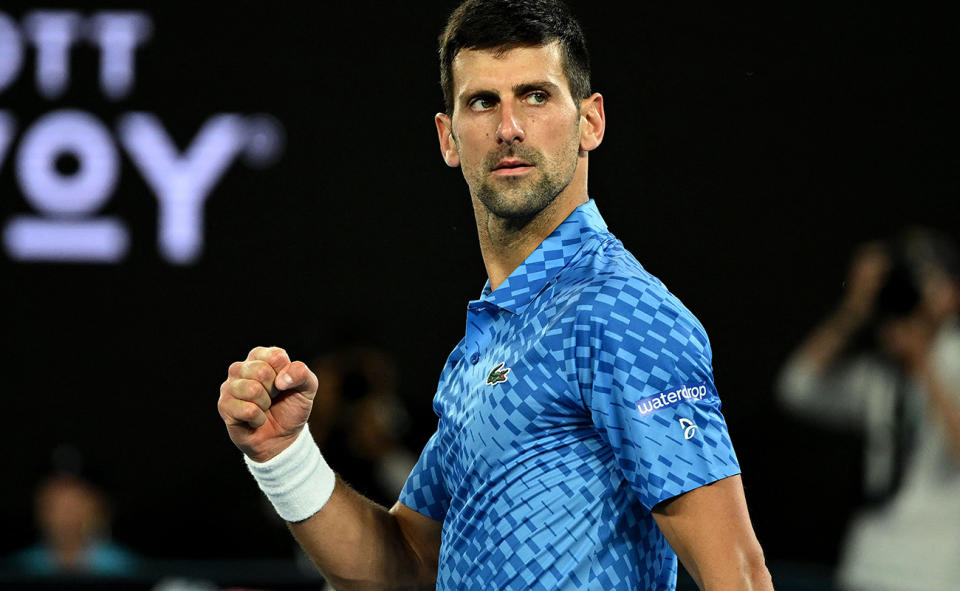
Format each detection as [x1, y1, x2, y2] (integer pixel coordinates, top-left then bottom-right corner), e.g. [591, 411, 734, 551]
[0, 10, 284, 264]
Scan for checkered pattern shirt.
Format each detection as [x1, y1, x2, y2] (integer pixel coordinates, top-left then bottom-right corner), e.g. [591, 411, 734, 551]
[399, 199, 740, 590]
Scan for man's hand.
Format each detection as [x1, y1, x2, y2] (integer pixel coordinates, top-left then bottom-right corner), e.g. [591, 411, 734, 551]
[217, 346, 319, 462]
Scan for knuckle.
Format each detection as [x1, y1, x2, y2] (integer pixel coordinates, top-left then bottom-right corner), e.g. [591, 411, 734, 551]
[244, 403, 263, 423]
[220, 379, 235, 399]
[247, 346, 288, 367]
[229, 379, 251, 399]
[218, 398, 242, 422]
[243, 380, 263, 399]
[254, 363, 276, 384]
[238, 360, 258, 378]
[269, 348, 288, 365]
[238, 403, 257, 422]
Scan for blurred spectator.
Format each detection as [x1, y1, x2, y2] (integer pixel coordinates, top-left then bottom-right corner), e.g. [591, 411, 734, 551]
[284, 346, 417, 586]
[777, 227, 960, 591]
[4, 446, 139, 577]
[307, 346, 417, 507]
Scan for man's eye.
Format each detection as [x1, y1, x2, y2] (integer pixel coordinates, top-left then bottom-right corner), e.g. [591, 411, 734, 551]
[525, 92, 548, 105]
[469, 98, 495, 111]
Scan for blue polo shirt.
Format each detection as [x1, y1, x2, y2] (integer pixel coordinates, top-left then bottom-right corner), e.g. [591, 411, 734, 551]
[399, 199, 740, 590]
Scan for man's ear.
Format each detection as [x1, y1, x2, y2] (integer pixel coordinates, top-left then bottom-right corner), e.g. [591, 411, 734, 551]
[436, 112, 461, 167]
[579, 93, 605, 153]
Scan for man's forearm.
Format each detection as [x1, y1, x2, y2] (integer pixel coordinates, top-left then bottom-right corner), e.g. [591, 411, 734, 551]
[681, 537, 774, 591]
[794, 306, 866, 372]
[289, 478, 435, 590]
[734, 553, 775, 591]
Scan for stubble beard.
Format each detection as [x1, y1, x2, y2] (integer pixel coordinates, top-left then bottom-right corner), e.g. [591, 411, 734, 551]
[473, 143, 579, 231]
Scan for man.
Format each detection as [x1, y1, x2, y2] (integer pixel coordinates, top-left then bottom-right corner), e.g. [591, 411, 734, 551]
[778, 230, 960, 591]
[218, 1, 773, 589]
[4, 452, 139, 577]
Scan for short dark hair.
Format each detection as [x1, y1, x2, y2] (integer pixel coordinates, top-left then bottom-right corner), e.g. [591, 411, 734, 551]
[438, 0, 591, 115]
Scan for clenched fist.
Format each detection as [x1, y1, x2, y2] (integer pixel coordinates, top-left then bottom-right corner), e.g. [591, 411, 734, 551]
[218, 346, 319, 462]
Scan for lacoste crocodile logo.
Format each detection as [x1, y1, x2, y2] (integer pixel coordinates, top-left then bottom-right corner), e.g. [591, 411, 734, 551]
[485, 362, 511, 386]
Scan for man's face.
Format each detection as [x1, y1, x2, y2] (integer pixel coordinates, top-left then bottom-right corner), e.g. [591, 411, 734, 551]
[441, 42, 583, 222]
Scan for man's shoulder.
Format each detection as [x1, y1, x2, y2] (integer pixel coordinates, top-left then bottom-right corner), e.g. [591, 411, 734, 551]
[558, 236, 695, 322]
[538, 235, 711, 363]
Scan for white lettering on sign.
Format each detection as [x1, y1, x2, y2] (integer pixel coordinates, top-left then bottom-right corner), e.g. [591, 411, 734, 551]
[17, 110, 119, 215]
[22, 11, 83, 100]
[0, 13, 23, 94]
[0, 10, 285, 264]
[119, 113, 246, 264]
[10, 110, 127, 261]
[11, 10, 151, 100]
[88, 12, 152, 100]
[4, 217, 128, 262]
[0, 110, 281, 264]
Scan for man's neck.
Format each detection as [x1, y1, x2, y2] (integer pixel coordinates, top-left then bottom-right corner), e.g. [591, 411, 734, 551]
[473, 174, 588, 292]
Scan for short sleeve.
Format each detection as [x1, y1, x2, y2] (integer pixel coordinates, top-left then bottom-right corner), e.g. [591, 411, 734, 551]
[398, 429, 451, 521]
[576, 286, 741, 510]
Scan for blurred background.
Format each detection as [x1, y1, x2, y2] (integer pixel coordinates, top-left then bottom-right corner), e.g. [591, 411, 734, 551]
[1, 1, 957, 589]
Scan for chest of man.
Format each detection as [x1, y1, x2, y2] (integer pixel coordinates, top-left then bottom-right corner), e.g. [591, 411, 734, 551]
[431, 289, 620, 495]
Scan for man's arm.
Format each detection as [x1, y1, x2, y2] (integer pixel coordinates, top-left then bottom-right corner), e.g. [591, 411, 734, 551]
[289, 489, 441, 590]
[776, 244, 890, 423]
[789, 242, 889, 372]
[217, 346, 441, 590]
[653, 475, 773, 591]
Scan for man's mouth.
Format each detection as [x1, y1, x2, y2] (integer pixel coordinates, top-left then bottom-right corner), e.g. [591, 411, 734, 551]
[492, 159, 534, 175]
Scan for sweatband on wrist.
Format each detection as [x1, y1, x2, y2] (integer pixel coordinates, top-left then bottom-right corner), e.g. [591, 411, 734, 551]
[244, 425, 336, 522]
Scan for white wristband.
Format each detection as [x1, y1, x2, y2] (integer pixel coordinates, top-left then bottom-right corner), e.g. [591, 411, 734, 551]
[244, 425, 336, 522]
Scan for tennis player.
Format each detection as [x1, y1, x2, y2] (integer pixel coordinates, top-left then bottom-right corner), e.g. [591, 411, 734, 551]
[218, 1, 773, 589]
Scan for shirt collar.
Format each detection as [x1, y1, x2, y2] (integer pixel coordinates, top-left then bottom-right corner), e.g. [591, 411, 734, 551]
[475, 199, 608, 315]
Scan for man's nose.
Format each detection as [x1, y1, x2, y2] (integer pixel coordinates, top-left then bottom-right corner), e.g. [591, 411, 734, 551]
[496, 102, 525, 144]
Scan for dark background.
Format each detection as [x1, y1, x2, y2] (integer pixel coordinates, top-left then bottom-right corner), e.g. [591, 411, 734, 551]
[1, 0, 956, 582]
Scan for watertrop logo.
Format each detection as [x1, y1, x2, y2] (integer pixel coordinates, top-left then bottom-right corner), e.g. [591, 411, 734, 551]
[636, 384, 708, 416]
